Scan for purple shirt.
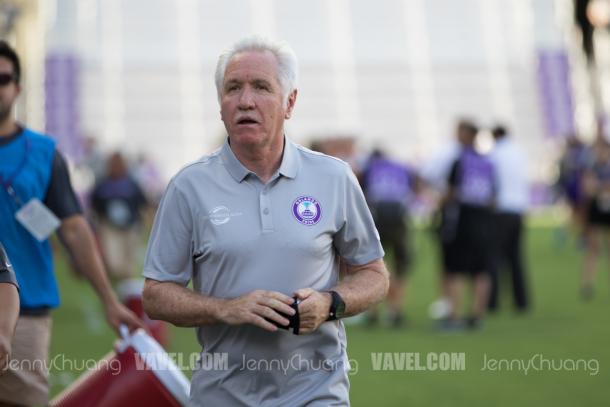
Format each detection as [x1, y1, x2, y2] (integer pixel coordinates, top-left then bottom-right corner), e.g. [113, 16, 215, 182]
[450, 148, 496, 206]
[363, 157, 413, 206]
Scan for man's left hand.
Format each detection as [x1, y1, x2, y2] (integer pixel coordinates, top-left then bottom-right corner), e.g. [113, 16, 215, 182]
[293, 288, 332, 334]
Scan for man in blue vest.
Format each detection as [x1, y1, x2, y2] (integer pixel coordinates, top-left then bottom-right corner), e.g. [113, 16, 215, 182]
[0, 40, 143, 406]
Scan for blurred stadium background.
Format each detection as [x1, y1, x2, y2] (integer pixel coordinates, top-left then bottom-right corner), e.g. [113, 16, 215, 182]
[3, 0, 610, 180]
[1, 0, 609, 405]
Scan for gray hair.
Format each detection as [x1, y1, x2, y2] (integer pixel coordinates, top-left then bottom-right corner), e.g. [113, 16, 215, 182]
[214, 35, 298, 104]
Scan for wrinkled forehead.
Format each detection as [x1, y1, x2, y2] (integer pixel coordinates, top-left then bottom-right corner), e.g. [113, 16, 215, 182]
[224, 50, 281, 84]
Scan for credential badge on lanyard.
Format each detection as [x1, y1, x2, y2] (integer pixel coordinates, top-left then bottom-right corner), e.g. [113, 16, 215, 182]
[1, 138, 60, 241]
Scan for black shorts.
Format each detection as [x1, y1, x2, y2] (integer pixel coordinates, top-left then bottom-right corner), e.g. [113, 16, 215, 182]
[442, 204, 492, 275]
[371, 202, 411, 277]
[587, 196, 610, 227]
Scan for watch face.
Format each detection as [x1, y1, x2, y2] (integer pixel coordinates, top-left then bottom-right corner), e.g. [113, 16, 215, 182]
[332, 291, 346, 319]
[335, 301, 346, 318]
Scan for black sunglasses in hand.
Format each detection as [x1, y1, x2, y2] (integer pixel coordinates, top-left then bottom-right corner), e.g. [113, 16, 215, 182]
[265, 298, 301, 335]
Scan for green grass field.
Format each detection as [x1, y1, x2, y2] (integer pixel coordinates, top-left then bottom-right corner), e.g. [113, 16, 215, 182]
[48, 220, 610, 406]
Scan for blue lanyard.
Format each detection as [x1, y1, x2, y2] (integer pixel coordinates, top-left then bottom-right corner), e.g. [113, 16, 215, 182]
[0, 137, 30, 206]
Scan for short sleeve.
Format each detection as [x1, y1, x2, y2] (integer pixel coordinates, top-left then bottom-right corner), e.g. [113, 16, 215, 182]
[142, 180, 193, 285]
[0, 242, 18, 289]
[44, 150, 83, 219]
[0, 270, 18, 288]
[333, 166, 385, 265]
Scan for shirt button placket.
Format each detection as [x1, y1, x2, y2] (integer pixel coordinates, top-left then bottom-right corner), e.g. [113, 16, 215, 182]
[260, 188, 273, 232]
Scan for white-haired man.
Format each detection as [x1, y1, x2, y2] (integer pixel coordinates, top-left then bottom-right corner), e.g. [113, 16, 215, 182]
[142, 36, 389, 406]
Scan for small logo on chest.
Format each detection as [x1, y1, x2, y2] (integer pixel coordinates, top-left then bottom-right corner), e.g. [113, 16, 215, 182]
[207, 206, 242, 225]
[292, 196, 322, 226]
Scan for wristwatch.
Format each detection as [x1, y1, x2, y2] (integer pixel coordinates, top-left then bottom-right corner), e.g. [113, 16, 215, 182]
[326, 290, 346, 321]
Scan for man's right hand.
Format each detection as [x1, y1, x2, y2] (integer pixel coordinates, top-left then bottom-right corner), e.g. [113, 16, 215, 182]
[218, 290, 296, 332]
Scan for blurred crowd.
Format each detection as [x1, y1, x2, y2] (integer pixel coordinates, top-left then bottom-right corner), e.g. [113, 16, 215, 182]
[68, 112, 610, 335]
[554, 116, 610, 300]
[74, 142, 164, 283]
[309, 116, 609, 331]
[73, 143, 171, 345]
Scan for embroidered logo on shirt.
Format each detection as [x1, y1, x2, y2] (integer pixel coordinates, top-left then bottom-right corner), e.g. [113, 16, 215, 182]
[207, 206, 242, 225]
[292, 196, 322, 226]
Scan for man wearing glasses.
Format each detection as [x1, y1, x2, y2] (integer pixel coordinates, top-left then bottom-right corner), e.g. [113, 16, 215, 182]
[0, 41, 143, 406]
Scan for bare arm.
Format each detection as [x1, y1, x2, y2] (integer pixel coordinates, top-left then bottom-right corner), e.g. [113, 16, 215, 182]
[142, 279, 225, 327]
[58, 215, 144, 334]
[295, 258, 389, 334]
[0, 283, 19, 374]
[143, 279, 296, 332]
[334, 258, 390, 316]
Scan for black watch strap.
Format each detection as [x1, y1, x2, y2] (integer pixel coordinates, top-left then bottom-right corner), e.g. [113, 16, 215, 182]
[326, 290, 346, 321]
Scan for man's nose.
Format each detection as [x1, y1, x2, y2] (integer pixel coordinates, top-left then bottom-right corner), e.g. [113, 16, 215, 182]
[238, 87, 255, 109]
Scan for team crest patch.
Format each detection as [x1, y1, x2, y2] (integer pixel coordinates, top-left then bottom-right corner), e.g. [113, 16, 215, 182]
[292, 196, 322, 226]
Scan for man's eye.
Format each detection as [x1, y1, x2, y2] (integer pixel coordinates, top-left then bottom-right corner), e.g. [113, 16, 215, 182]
[255, 83, 270, 91]
[226, 85, 240, 92]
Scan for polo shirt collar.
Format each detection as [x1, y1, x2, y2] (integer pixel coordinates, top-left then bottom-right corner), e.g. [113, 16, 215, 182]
[278, 138, 299, 179]
[221, 136, 299, 182]
[220, 139, 251, 182]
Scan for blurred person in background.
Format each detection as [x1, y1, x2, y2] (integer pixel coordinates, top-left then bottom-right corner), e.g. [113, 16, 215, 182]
[361, 148, 419, 327]
[555, 134, 590, 240]
[0, 242, 19, 376]
[307, 136, 364, 178]
[133, 152, 166, 208]
[81, 136, 106, 185]
[581, 137, 610, 300]
[90, 152, 168, 345]
[420, 120, 471, 320]
[0, 41, 143, 406]
[91, 151, 150, 282]
[440, 120, 496, 330]
[142, 36, 388, 406]
[420, 125, 462, 193]
[488, 125, 531, 313]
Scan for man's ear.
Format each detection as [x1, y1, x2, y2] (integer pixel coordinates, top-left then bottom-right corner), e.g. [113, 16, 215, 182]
[284, 89, 298, 119]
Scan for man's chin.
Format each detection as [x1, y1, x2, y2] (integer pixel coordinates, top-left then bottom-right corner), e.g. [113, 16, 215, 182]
[230, 131, 268, 146]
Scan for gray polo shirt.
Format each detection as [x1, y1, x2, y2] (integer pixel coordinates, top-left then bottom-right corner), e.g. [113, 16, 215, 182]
[144, 138, 384, 407]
